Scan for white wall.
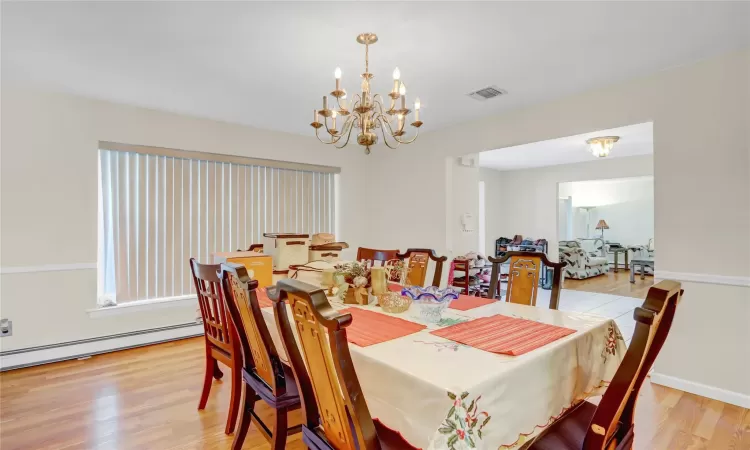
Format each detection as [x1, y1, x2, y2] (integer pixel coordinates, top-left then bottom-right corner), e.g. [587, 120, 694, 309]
[366, 50, 750, 403]
[0, 84, 372, 352]
[564, 176, 655, 247]
[481, 155, 653, 259]
[449, 157, 480, 256]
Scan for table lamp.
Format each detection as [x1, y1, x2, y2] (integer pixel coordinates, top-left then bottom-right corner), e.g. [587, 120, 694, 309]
[595, 219, 610, 239]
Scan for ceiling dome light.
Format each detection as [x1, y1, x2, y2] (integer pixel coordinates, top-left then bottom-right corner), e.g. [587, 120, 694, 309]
[586, 136, 620, 158]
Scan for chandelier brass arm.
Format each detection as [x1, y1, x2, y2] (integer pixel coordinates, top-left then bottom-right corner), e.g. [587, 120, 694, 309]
[375, 114, 420, 148]
[310, 32, 423, 155]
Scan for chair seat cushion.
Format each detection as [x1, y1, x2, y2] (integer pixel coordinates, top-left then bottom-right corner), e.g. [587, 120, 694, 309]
[588, 257, 608, 266]
[527, 400, 596, 450]
[242, 363, 300, 409]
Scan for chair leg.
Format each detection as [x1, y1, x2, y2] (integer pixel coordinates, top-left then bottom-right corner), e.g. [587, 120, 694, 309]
[198, 355, 215, 410]
[213, 359, 224, 380]
[224, 363, 242, 434]
[271, 407, 289, 450]
[232, 383, 257, 450]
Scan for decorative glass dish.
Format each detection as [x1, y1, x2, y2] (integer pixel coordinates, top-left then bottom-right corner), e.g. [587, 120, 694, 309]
[376, 292, 412, 313]
[400, 286, 460, 323]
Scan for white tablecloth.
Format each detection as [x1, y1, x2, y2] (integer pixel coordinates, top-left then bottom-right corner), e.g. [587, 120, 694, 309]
[260, 274, 626, 449]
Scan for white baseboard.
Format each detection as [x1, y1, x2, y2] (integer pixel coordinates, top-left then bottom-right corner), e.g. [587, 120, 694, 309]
[650, 372, 750, 408]
[0, 323, 203, 371]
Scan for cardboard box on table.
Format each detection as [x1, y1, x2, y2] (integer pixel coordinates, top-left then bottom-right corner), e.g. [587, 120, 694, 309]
[211, 251, 273, 288]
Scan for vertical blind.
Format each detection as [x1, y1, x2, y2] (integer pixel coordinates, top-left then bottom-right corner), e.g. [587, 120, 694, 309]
[99, 148, 336, 304]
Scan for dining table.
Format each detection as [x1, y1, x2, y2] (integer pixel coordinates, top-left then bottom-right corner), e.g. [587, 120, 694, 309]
[258, 268, 627, 450]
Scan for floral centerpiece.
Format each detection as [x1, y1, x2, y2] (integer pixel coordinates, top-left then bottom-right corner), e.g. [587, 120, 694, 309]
[334, 261, 371, 304]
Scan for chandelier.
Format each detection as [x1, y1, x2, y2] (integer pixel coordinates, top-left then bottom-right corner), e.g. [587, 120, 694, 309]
[310, 33, 422, 155]
[586, 136, 620, 157]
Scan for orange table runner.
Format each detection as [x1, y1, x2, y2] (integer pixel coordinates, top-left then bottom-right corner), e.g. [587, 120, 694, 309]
[431, 314, 576, 356]
[388, 283, 403, 292]
[255, 287, 273, 309]
[339, 308, 427, 347]
[449, 295, 496, 311]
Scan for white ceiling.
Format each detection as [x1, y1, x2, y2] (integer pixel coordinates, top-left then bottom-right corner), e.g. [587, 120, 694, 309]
[2, 2, 749, 136]
[478, 122, 653, 171]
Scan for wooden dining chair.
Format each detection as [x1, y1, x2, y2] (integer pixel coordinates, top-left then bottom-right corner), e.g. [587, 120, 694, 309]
[397, 248, 447, 287]
[356, 247, 400, 266]
[487, 251, 566, 309]
[270, 279, 419, 450]
[526, 280, 683, 450]
[189, 258, 242, 435]
[219, 263, 302, 450]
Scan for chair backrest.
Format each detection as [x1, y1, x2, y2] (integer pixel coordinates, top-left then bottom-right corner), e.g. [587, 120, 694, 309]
[356, 247, 400, 266]
[559, 240, 580, 249]
[579, 238, 605, 257]
[397, 248, 447, 287]
[451, 258, 472, 295]
[584, 280, 682, 449]
[220, 263, 287, 394]
[488, 251, 565, 309]
[272, 279, 380, 450]
[190, 258, 235, 355]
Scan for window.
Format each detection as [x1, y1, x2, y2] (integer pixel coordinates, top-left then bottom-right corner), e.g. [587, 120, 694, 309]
[98, 142, 338, 305]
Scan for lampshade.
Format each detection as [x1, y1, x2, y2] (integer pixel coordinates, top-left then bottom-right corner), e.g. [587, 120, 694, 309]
[595, 220, 610, 230]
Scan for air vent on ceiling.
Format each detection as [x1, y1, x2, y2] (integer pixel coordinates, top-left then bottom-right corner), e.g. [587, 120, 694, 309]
[467, 86, 507, 101]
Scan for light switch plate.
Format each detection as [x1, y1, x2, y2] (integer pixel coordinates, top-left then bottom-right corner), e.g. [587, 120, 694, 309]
[0, 319, 12, 337]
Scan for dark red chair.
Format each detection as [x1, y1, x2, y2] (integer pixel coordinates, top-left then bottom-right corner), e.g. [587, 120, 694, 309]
[190, 258, 242, 435]
[526, 280, 683, 449]
[220, 263, 301, 450]
[356, 247, 400, 266]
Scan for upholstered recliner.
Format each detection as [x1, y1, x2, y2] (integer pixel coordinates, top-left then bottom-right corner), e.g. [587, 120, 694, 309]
[559, 246, 609, 279]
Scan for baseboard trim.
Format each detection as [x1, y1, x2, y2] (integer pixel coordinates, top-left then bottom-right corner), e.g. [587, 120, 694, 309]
[650, 372, 750, 408]
[0, 323, 203, 371]
[655, 270, 750, 288]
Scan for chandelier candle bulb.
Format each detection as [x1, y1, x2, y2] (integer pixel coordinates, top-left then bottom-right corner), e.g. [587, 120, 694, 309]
[310, 33, 423, 153]
[415, 98, 420, 122]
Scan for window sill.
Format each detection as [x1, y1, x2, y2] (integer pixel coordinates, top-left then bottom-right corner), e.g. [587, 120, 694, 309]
[87, 295, 198, 318]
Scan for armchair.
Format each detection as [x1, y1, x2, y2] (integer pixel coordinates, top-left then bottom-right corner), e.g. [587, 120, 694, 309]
[559, 245, 609, 280]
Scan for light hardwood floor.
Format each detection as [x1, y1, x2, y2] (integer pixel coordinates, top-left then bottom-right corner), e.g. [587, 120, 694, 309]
[564, 269, 655, 299]
[1, 338, 748, 449]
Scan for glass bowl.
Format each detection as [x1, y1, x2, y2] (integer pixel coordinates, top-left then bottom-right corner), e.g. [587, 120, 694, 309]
[400, 286, 460, 323]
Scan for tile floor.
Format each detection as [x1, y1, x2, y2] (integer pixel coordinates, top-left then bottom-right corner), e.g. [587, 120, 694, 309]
[537, 289, 640, 344]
